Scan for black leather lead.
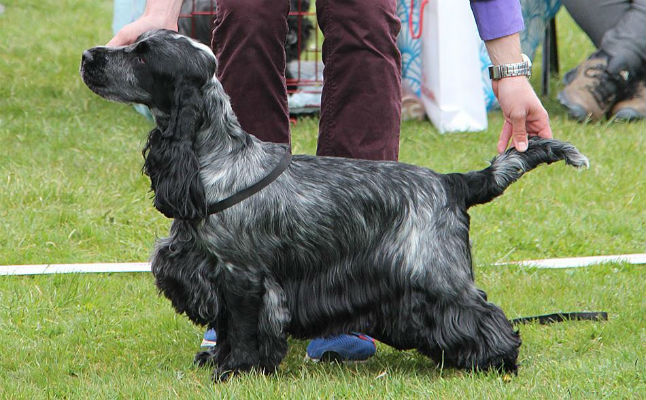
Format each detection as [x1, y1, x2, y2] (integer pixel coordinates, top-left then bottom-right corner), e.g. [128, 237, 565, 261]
[207, 150, 292, 215]
[511, 311, 608, 325]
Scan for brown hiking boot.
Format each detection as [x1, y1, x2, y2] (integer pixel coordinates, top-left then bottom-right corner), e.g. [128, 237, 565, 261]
[558, 52, 628, 122]
[611, 78, 646, 122]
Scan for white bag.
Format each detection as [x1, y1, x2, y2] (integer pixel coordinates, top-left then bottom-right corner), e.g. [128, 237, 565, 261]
[416, 0, 488, 133]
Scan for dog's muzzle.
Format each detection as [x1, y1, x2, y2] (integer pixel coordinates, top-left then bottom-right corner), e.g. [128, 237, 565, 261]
[80, 48, 110, 91]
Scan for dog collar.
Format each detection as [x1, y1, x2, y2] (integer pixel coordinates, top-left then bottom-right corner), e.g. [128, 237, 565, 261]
[207, 149, 292, 215]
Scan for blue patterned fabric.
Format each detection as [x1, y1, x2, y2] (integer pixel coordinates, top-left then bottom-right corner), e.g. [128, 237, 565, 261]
[113, 0, 153, 120]
[520, 0, 562, 61]
[306, 333, 376, 362]
[201, 328, 217, 348]
[112, 0, 146, 35]
[478, 42, 499, 111]
[397, 0, 424, 99]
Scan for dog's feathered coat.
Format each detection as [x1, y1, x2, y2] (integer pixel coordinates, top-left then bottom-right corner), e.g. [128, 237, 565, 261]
[81, 30, 589, 381]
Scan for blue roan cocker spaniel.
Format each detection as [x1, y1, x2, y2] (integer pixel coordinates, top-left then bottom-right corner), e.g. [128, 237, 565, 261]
[80, 29, 589, 382]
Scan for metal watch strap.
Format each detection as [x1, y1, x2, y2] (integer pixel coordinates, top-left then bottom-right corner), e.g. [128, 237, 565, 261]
[488, 54, 532, 80]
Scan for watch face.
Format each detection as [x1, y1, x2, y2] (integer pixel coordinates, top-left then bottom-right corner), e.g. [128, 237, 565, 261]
[521, 53, 532, 68]
[488, 66, 498, 80]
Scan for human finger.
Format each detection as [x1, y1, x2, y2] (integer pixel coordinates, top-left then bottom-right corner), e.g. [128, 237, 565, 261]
[497, 119, 513, 154]
[533, 107, 553, 139]
[107, 25, 137, 47]
[510, 110, 528, 152]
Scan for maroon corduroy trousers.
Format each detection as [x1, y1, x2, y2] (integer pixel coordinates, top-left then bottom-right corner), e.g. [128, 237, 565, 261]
[212, 0, 401, 161]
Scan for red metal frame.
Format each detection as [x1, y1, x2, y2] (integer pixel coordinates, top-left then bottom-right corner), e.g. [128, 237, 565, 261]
[177, 1, 322, 94]
[287, 2, 322, 94]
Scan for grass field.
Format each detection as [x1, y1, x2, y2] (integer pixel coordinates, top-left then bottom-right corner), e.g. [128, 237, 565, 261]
[1, 0, 645, 398]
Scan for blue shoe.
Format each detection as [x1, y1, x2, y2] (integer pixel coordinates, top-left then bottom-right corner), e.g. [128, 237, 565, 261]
[305, 333, 376, 362]
[201, 328, 217, 349]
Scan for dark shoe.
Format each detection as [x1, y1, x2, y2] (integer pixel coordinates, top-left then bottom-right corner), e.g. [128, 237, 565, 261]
[562, 65, 578, 86]
[558, 52, 628, 121]
[611, 79, 646, 122]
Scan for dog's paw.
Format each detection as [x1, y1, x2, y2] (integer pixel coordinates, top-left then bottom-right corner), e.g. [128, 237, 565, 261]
[210, 364, 276, 383]
[212, 367, 236, 383]
[194, 349, 218, 368]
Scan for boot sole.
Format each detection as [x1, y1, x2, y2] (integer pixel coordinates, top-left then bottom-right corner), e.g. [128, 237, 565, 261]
[557, 91, 593, 122]
[304, 352, 372, 364]
[612, 108, 645, 122]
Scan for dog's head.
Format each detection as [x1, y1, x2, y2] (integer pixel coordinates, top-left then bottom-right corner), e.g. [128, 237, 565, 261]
[81, 30, 218, 220]
[81, 29, 216, 112]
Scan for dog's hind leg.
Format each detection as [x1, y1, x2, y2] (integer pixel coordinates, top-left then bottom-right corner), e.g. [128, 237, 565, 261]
[418, 287, 521, 373]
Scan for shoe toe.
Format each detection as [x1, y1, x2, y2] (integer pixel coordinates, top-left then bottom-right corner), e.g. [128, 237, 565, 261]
[612, 107, 644, 121]
[201, 328, 217, 348]
[557, 91, 591, 121]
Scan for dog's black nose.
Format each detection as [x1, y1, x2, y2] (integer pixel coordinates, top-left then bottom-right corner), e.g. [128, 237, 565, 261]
[82, 50, 93, 63]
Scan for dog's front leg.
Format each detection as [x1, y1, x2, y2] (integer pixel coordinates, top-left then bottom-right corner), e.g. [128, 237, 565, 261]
[194, 311, 230, 369]
[257, 276, 289, 373]
[210, 264, 267, 382]
[151, 235, 221, 328]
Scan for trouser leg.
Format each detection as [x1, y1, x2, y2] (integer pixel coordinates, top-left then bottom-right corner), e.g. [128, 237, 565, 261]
[563, 0, 646, 75]
[601, 0, 646, 75]
[315, 0, 402, 161]
[212, 0, 291, 144]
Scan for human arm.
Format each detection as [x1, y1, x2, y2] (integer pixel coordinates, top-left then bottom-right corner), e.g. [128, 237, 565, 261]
[486, 33, 552, 153]
[107, 0, 183, 46]
[470, 0, 553, 153]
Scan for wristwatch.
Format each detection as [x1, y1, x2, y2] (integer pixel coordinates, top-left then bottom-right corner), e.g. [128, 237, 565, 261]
[488, 54, 532, 80]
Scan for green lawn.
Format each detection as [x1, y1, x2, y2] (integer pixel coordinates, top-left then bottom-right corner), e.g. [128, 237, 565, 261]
[1, 1, 645, 398]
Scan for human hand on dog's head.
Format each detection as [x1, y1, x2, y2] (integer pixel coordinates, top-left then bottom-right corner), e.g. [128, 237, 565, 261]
[108, 15, 178, 47]
[107, 0, 183, 46]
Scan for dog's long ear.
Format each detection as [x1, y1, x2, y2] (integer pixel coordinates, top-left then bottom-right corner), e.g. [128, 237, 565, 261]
[143, 79, 207, 220]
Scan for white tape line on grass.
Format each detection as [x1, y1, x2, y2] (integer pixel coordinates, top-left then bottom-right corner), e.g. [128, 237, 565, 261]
[0, 262, 151, 276]
[497, 253, 646, 269]
[1, 254, 645, 276]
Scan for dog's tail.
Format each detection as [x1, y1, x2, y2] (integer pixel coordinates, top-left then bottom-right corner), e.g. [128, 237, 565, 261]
[453, 137, 589, 209]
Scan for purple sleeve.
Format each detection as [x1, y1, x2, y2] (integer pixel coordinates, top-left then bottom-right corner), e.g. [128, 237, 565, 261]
[470, 0, 525, 41]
